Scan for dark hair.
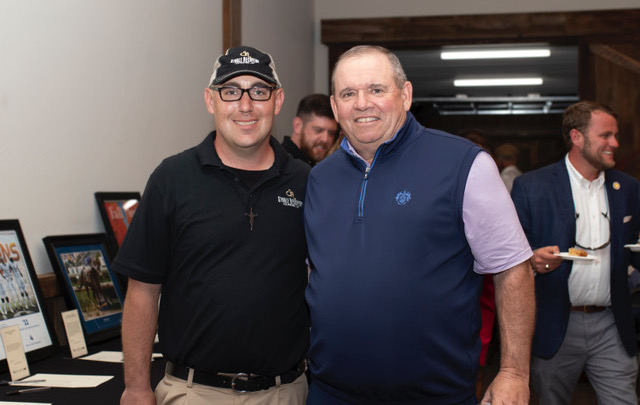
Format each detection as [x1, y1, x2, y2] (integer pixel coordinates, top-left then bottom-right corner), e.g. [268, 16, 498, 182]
[562, 101, 617, 149]
[331, 45, 407, 95]
[296, 93, 334, 122]
[459, 128, 492, 153]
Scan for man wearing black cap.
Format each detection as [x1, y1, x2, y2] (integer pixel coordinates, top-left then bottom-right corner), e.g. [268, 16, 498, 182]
[115, 46, 310, 405]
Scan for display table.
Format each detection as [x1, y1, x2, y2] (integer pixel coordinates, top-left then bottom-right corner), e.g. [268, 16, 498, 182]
[0, 338, 165, 404]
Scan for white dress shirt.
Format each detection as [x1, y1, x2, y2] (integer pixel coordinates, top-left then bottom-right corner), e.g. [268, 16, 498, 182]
[565, 155, 611, 306]
[500, 165, 522, 192]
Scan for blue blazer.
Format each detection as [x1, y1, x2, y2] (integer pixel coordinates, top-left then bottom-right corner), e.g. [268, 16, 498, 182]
[511, 159, 640, 359]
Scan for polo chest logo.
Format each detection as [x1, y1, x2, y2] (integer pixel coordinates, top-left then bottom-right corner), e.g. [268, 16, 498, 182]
[277, 189, 303, 208]
[395, 190, 412, 206]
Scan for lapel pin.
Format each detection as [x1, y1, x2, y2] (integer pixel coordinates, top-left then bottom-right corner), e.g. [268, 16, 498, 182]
[613, 181, 621, 190]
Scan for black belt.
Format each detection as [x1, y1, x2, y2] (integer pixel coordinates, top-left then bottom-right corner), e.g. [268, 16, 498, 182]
[570, 305, 608, 313]
[165, 360, 305, 393]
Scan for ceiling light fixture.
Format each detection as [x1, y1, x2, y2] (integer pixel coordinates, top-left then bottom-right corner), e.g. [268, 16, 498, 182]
[441, 48, 550, 60]
[454, 78, 543, 87]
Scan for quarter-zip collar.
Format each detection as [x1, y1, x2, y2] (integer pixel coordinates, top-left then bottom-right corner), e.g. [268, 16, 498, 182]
[341, 112, 419, 168]
[339, 112, 421, 218]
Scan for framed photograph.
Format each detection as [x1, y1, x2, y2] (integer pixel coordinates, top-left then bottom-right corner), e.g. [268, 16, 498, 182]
[0, 220, 58, 372]
[42, 233, 125, 344]
[94, 192, 141, 257]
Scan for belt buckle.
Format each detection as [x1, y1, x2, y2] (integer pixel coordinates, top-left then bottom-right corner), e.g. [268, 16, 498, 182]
[231, 373, 249, 394]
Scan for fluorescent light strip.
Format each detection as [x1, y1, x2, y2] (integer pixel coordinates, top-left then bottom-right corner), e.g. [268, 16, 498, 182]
[454, 78, 543, 87]
[441, 49, 550, 60]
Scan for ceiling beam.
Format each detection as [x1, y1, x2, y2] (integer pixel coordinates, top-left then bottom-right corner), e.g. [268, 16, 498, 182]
[321, 9, 640, 47]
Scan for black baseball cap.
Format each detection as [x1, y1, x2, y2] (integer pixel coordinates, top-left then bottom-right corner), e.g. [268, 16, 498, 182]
[209, 46, 281, 88]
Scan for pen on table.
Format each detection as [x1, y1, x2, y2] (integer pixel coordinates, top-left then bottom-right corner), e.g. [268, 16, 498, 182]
[0, 379, 45, 386]
[6, 386, 51, 395]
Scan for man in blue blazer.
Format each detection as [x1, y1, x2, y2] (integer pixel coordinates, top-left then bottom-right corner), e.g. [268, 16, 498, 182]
[511, 101, 640, 404]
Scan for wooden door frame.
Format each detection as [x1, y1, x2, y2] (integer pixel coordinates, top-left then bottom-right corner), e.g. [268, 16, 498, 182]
[223, 0, 242, 51]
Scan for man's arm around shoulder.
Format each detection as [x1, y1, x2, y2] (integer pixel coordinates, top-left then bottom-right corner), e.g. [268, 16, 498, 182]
[120, 278, 162, 405]
[481, 260, 535, 405]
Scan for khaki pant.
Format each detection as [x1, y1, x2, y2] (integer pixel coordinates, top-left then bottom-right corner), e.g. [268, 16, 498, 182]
[155, 372, 308, 405]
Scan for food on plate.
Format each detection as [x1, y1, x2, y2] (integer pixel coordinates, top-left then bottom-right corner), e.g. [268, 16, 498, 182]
[568, 247, 588, 257]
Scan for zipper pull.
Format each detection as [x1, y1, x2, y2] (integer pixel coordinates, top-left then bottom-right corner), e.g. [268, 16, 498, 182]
[364, 166, 370, 180]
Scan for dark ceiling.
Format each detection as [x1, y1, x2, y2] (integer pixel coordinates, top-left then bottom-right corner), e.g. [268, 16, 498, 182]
[395, 44, 579, 115]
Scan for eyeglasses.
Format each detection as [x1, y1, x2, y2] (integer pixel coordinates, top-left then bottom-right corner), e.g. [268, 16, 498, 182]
[210, 86, 277, 102]
[575, 211, 610, 251]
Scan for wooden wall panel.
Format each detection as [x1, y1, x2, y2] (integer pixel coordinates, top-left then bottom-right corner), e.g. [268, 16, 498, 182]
[592, 44, 640, 176]
[322, 9, 640, 47]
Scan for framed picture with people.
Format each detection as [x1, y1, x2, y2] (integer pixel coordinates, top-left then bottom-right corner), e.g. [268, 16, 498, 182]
[42, 233, 125, 344]
[94, 192, 141, 257]
[0, 219, 58, 371]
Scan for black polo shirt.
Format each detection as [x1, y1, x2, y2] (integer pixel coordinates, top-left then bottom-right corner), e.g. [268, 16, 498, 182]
[114, 132, 310, 376]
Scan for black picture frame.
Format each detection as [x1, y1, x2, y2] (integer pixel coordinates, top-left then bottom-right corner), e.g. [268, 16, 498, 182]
[0, 219, 58, 372]
[42, 233, 125, 344]
[94, 192, 141, 258]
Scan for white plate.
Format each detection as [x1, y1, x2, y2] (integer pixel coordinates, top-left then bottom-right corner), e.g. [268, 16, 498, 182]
[554, 252, 598, 261]
[624, 244, 640, 252]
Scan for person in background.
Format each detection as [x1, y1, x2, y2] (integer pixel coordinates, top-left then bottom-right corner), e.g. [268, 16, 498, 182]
[115, 46, 310, 405]
[304, 45, 535, 405]
[495, 143, 523, 192]
[325, 130, 344, 157]
[460, 128, 493, 158]
[511, 100, 640, 404]
[281, 94, 338, 166]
